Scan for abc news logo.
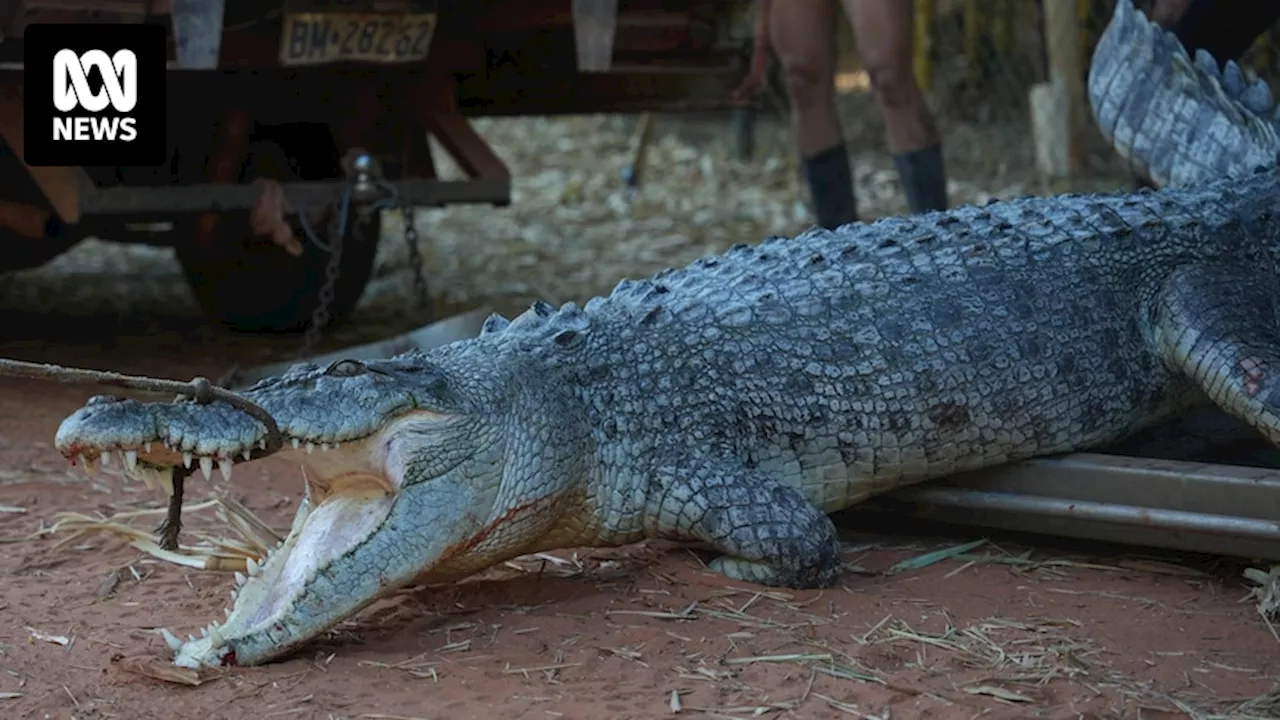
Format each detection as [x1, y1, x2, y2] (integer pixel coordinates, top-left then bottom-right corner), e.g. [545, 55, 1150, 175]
[24, 23, 167, 167]
[52, 49, 140, 143]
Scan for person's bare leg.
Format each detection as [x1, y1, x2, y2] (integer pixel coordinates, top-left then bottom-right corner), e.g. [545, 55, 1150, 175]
[770, 0, 858, 228]
[1147, 0, 1191, 28]
[844, 0, 947, 212]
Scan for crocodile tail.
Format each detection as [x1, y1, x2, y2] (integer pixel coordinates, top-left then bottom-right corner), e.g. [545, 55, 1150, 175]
[1087, 0, 1280, 188]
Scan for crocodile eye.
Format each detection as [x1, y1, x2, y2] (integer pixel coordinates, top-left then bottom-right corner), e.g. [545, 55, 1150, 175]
[325, 359, 366, 377]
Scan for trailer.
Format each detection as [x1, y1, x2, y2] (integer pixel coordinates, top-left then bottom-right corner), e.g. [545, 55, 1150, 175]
[0, 0, 761, 337]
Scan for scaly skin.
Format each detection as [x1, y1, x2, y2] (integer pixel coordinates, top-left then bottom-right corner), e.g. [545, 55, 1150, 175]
[1088, 0, 1280, 188]
[54, 168, 1280, 668]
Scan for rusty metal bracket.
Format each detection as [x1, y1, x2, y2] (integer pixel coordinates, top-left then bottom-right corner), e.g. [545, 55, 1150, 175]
[419, 112, 512, 206]
[420, 114, 511, 186]
[881, 453, 1280, 561]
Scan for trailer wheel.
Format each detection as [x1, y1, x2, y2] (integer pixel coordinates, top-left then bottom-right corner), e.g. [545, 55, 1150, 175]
[175, 124, 382, 333]
[0, 221, 84, 274]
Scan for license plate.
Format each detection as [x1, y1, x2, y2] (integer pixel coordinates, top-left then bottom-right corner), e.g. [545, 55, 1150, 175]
[279, 12, 437, 66]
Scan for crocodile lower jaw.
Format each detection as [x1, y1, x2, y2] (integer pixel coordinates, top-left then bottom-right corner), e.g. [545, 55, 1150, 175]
[158, 459, 398, 668]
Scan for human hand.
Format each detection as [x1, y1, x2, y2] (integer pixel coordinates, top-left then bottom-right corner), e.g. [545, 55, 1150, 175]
[249, 178, 304, 257]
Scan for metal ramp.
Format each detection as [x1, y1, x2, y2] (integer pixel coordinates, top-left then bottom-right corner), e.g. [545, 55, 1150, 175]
[884, 451, 1280, 561]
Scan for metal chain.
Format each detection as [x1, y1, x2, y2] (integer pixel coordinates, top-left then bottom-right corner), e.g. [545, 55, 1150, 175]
[402, 210, 432, 322]
[293, 179, 432, 359]
[364, 179, 432, 322]
[301, 228, 343, 356]
[296, 185, 351, 358]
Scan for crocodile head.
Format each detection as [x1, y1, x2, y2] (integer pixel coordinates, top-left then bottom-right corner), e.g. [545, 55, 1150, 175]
[53, 338, 572, 668]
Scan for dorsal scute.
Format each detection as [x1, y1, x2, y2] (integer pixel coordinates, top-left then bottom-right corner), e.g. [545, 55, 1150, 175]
[499, 299, 595, 350]
[480, 313, 511, 336]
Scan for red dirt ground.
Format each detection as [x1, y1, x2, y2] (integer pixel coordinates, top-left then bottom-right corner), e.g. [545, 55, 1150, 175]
[2, 329, 1279, 720]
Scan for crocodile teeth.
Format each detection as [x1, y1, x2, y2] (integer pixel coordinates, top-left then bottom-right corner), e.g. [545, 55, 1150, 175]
[217, 459, 233, 482]
[242, 449, 252, 461]
[124, 450, 138, 470]
[187, 634, 195, 643]
[182, 452, 193, 468]
[320, 443, 330, 452]
[101, 451, 111, 466]
[291, 438, 300, 449]
[157, 470, 174, 496]
[199, 456, 213, 481]
[145, 441, 152, 454]
[208, 624, 225, 648]
[245, 557, 259, 576]
[305, 442, 315, 454]
[224, 607, 232, 618]
[136, 467, 155, 490]
[259, 439, 267, 450]
[230, 589, 238, 601]
[333, 442, 341, 450]
[160, 628, 182, 651]
[235, 571, 247, 587]
[78, 455, 96, 475]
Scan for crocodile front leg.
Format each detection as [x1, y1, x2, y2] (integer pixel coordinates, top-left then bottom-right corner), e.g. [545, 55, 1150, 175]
[653, 451, 843, 589]
[1149, 260, 1280, 444]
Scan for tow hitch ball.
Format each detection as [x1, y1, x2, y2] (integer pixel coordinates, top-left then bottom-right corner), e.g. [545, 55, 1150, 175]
[341, 148, 385, 205]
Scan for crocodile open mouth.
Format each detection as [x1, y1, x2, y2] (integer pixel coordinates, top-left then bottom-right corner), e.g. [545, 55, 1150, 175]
[54, 378, 487, 667]
[53, 401, 422, 667]
[164, 452, 398, 668]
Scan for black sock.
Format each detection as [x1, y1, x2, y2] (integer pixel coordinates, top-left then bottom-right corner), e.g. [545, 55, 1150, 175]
[802, 143, 858, 230]
[893, 144, 948, 214]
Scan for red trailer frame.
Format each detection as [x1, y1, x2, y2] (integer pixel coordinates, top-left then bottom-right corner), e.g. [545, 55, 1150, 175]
[0, 0, 762, 333]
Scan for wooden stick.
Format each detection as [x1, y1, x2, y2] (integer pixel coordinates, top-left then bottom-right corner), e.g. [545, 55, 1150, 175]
[1041, 0, 1087, 181]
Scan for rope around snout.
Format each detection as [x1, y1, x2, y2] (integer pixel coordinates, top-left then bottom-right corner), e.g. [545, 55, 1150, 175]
[0, 357, 288, 551]
[0, 358, 284, 455]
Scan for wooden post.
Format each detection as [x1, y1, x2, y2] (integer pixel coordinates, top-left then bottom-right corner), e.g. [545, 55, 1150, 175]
[913, 0, 933, 92]
[991, 0, 1013, 55]
[963, 0, 983, 84]
[1030, 78, 1070, 184]
[1039, 0, 1087, 183]
[1076, 0, 1092, 70]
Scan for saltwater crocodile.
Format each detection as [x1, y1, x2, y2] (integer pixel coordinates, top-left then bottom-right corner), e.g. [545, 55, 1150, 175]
[1088, 0, 1280, 189]
[54, 163, 1280, 667]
